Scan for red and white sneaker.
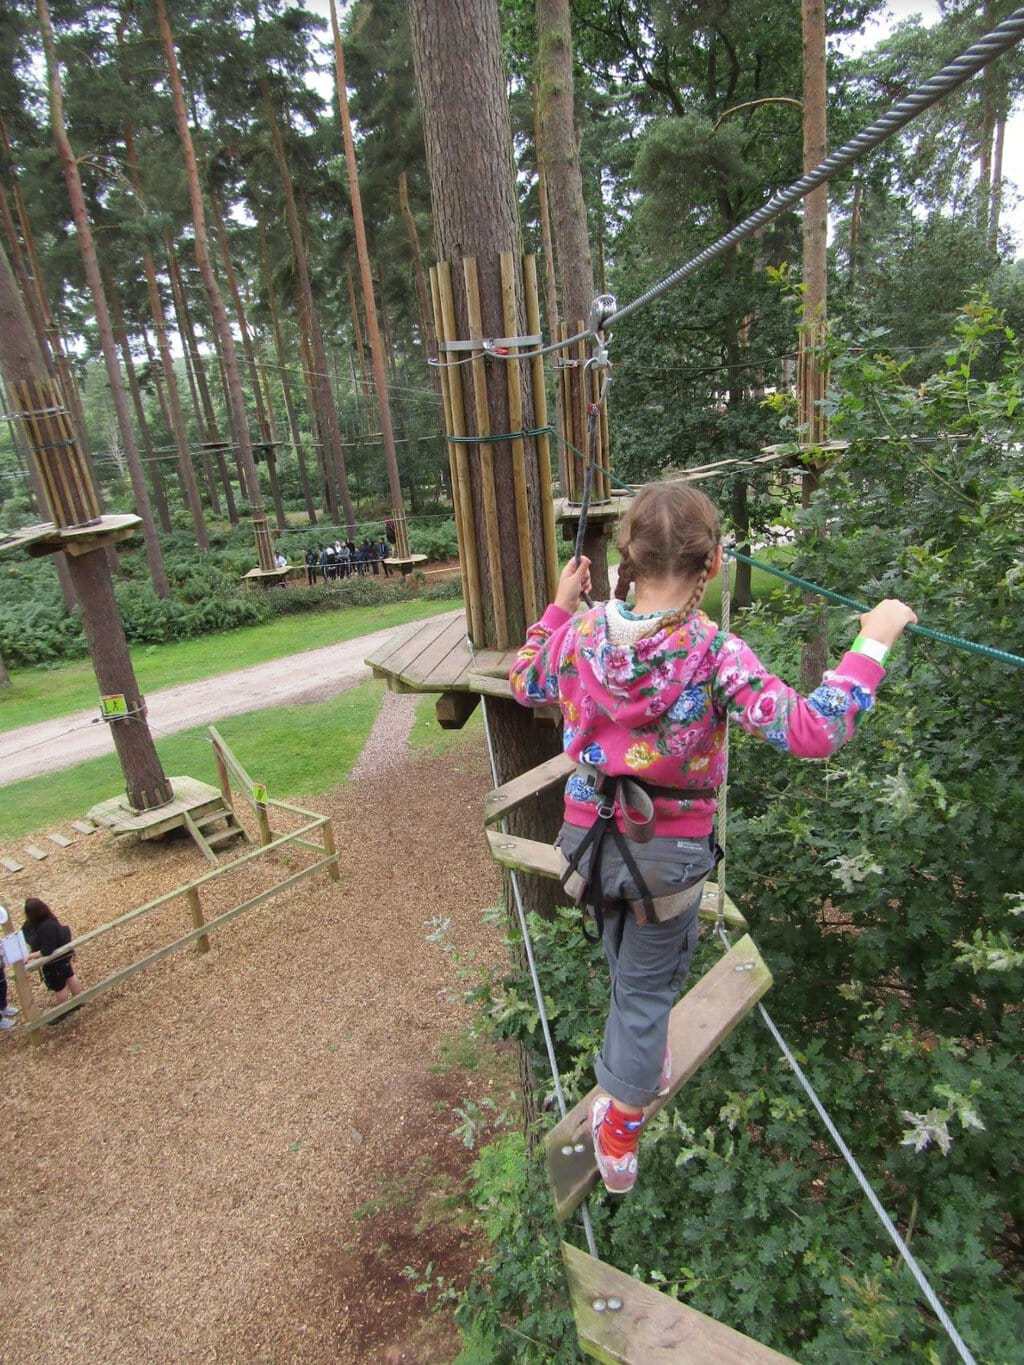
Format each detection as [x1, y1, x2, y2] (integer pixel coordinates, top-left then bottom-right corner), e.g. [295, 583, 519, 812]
[591, 1095, 644, 1195]
[657, 1044, 672, 1097]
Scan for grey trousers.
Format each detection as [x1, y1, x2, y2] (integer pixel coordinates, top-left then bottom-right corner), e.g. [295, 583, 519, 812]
[557, 822, 714, 1108]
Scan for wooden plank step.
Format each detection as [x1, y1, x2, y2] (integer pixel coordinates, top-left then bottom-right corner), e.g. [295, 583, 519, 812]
[71, 820, 96, 834]
[2, 856, 24, 873]
[545, 934, 771, 1222]
[483, 752, 577, 826]
[194, 808, 229, 829]
[562, 1243, 794, 1364]
[206, 826, 245, 848]
[467, 672, 517, 701]
[485, 831, 747, 931]
[183, 811, 218, 866]
[23, 844, 48, 861]
[47, 833, 74, 847]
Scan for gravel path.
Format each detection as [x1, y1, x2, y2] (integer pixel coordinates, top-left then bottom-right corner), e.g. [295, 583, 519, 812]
[350, 690, 420, 782]
[0, 610, 460, 788]
[0, 736, 507, 1363]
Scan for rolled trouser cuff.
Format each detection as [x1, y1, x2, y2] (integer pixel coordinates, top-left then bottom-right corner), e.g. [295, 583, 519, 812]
[595, 1054, 660, 1109]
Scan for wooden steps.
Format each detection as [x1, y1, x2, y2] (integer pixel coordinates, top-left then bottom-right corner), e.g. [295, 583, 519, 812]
[485, 830, 747, 932]
[544, 934, 771, 1222]
[483, 751, 577, 825]
[562, 1244, 794, 1364]
[184, 805, 248, 865]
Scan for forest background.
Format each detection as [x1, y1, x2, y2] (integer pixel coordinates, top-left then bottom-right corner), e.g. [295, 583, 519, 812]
[2, 1, 1024, 1361]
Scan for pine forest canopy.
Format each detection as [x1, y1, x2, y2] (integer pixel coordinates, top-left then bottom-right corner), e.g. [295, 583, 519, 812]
[1, 0, 1023, 552]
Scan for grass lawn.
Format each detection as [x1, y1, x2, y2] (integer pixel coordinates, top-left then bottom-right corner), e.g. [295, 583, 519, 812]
[0, 597, 459, 735]
[408, 691, 484, 758]
[0, 679, 384, 843]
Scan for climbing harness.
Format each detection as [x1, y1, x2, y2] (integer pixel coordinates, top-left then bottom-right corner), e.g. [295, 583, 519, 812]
[558, 766, 720, 942]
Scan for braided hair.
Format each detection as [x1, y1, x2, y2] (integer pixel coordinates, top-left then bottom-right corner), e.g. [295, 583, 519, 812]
[614, 482, 721, 638]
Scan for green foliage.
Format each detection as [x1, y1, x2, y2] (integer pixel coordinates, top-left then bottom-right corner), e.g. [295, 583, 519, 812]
[456, 301, 1024, 1362]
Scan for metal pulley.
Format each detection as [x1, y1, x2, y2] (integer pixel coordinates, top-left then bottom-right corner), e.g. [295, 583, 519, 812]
[588, 293, 617, 334]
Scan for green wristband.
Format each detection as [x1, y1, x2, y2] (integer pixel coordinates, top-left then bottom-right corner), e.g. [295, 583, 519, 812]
[851, 634, 889, 664]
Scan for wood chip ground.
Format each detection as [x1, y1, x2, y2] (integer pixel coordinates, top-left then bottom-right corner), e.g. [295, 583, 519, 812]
[0, 735, 511, 1363]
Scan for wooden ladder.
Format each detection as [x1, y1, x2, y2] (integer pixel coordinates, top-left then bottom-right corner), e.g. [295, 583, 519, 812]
[184, 805, 248, 865]
[483, 751, 795, 1363]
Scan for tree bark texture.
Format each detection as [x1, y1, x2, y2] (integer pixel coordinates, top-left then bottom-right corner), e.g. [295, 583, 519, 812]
[154, 0, 274, 571]
[36, 0, 169, 596]
[0, 237, 172, 811]
[165, 244, 238, 523]
[107, 283, 173, 534]
[398, 170, 439, 370]
[263, 91, 356, 536]
[258, 218, 316, 524]
[330, 3, 408, 555]
[411, 0, 564, 919]
[799, 0, 829, 688]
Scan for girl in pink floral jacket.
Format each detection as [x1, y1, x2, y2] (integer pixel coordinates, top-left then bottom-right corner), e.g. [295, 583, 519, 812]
[509, 481, 916, 1195]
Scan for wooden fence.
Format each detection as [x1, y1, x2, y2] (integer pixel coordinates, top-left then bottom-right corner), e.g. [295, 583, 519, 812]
[10, 730, 339, 1035]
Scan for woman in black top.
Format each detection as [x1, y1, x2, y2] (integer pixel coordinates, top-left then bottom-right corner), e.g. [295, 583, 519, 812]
[22, 898, 82, 1003]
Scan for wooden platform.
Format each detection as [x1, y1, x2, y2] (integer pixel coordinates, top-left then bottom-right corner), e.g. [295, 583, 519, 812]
[554, 494, 633, 524]
[242, 566, 291, 587]
[0, 513, 141, 559]
[563, 1244, 794, 1363]
[365, 610, 518, 696]
[88, 776, 225, 840]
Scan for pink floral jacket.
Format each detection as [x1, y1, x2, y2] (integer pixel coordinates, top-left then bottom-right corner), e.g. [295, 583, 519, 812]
[509, 601, 886, 837]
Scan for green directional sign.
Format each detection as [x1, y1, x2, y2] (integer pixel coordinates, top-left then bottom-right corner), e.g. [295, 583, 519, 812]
[100, 693, 129, 719]
[252, 782, 268, 805]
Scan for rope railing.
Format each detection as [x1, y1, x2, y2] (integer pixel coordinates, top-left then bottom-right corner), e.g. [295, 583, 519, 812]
[727, 547, 1024, 671]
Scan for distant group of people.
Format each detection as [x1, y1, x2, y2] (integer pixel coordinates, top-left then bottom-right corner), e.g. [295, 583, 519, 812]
[304, 537, 393, 584]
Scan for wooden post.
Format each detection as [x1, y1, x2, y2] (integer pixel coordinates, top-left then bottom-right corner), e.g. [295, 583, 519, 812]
[12, 960, 41, 1035]
[186, 886, 210, 954]
[321, 819, 341, 882]
[212, 742, 232, 810]
[256, 797, 272, 848]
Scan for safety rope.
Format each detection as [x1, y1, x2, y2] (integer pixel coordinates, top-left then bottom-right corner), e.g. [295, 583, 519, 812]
[711, 558, 978, 1364]
[727, 547, 1024, 671]
[479, 695, 598, 1260]
[524, 7, 1024, 357]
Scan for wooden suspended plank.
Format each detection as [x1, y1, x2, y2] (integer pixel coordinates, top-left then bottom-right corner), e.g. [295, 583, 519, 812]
[483, 752, 577, 826]
[484, 830, 746, 931]
[47, 832, 73, 847]
[23, 844, 48, 861]
[2, 856, 24, 873]
[562, 1244, 795, 1364]
[545, 935, 771, 1222]
[467, 673, 517, 701]
[71, 820, 96, 834]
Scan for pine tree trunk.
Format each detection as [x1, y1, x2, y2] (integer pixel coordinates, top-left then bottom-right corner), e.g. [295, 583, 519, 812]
[0, 236, 172, 811]
[297, 306, 337, 521]
[535, 0, 610, 594]
[108, 283, 173, 534]
[154, 0, 274, 572]
[346, 266, 371, 431]
[36, 0, 169, 597]
[330, 2, 408, 554]
[258, 218, 317, 524]
[988, 113, 1005, 253]
[410, 0, 563, 921]
[0, 646, 10, 688]
[262, 89, 356, 536]
[165, 242, 238, 523]
[800, 0, 828, 689]
[0, 116, 94, 470]
[209, 189, 285, 531]
[397, 170, 439, 370]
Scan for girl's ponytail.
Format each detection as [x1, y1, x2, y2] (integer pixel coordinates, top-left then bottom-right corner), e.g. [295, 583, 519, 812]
[615, 548, 634, 602]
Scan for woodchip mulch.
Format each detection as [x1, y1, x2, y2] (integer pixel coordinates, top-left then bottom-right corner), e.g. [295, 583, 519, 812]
[0, 733, 510, 1364]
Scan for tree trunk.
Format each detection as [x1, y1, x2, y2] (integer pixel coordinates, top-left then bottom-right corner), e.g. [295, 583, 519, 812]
[346, 265, 371, 430]
[799, 0, 829, 688]
[410, 0, 563, 920]
[154, 0, 274, 572]
[535, 0, 609, 594]
[0, 236, 172, 811]
[532, 91, 561, 344]
[259, 217, 316, 524]
[262, 89, 356, 536]
[988, 113, 1005, 253]
[0, 647, 10, 688]
[107, 280, 173, 534]
[209, 188, 285, 531]
[165, 242, 238, 523]
[398, 170, 439, 369]
[0, 116, 94, 470]
[36, 0, 169, 597]
[849, 177, 862, 288]
[297, 304, 337, 521]
[978, 2, 996, 234]
[330, 1, 408, 555]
